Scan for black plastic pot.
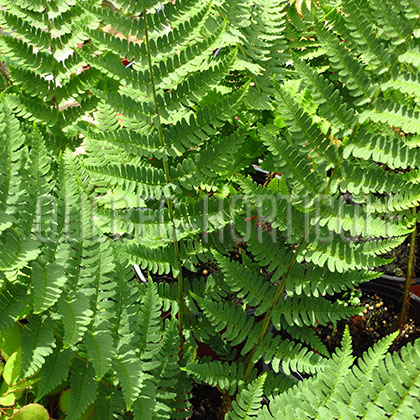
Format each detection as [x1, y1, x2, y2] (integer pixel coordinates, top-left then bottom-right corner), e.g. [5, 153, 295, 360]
[360, 279, 420, 324]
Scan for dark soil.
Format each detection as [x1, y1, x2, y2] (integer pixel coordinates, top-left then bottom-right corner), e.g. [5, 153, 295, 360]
[190, 383, 223, 420]
[316, 289, 420, 357]
[379, 224, 420, 280]
[380, 235, 412, 278]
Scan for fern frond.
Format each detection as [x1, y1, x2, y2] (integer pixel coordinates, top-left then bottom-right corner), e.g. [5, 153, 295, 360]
[261, 327, 354, 419]
[185, 360, 245, 395]
[359, 99, 420, 134]
[343, 129, 420, 170]
[292, 56, 355, 135]
[298, 237, 391, 273]
[20, 315, 56, 379]
[58, 292, 93, 349]
[113, 349, 144, 411]
[259, 126, 326, 195]
[137, 282, 162, 365]
[84, 162, 169, 200]
[84, 325, 114, 380]
[273, 81, 339, 165]
[260, 330, 420, 420]
[66, 359, 98, 420]
[226, 374, 266, 420]
[272, 295, 361, 329]
[314, 22, 377, 105]
[0, 287, 29, 333]
[285, 325, 329, 357]
[313, 199, 413, 238]
[31, 261, 66, 314]
[257, 333, 324, 376]
[340, 0, 392, 71]
[194, 295, 258, 353]
[35, 347, 73, 401]
[213, 251, 274, 314]
[381, 71, 420, 98]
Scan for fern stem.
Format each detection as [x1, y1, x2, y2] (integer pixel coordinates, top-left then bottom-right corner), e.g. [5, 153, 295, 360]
[0, 62, 11, 86]
[141, 1, 186, 353]
[396, 207, 417, 330]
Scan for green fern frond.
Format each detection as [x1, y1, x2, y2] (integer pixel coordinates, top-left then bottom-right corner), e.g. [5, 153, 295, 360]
[273, 81, 339, 165]
[257, 333, 324, 376]
[359, 99, 420, 134]
[213, 251, 274, 314]
[291, 56, 355, 136]
[343, 129, 420, 170]
[113, 349, 144, 411]
[340, 0, 392, 71]
[137, 282, 162, 364]
[58, 292, 93, 349]
[226, 374, 266, 420]
[66, 359, 98, 420]
[259, 329, 420, 420]
[185, 360, 245, 395]
[260, 327, 354, 419]
[194, 295, 259, 353]
[272, 295, 361, 329]
[31, 261, 66, 314]
[382, 71, 420, 97]
[314, 21, 377, 105]
[84, 325, 114, 380]
[35, 347, 74, 401]
[259, 126, 326, 196]
[0, 287, 29, 333]
[20, 315, 56, 379]
[299, 236, 392, 273]
[285, 326, 329, 357]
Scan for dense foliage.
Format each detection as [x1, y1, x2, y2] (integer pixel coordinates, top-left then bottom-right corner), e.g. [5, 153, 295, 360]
[0, 0, 419, 419]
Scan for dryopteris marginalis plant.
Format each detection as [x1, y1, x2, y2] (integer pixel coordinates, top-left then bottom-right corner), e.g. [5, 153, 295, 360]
[1, 0, 420, 419]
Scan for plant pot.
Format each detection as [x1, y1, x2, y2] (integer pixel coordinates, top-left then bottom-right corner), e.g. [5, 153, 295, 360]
[360, 279, 420, 324]
[375, 274, 420, 299]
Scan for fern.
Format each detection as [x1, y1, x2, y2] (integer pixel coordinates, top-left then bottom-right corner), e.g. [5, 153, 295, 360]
[0, 0, 100, 147]
[20, 315, 56, 379]
[0, 1, 419, 419]
[226, 374, 266, 420]
[66, 359, 98, 420]
[256, 330, 420, 420]
[35, 347, 74, 401]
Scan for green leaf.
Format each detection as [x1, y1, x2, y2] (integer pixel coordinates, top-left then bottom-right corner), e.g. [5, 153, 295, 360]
[3, 350, 21, 386]
[9, 404, 49, 420]
[20, 316, 55, 379]
[113, 350, 143, 411]
[226, 374, 266, 420]
[31, 261, 67, 314]
[36, 347, 73, 401]
[58, 293, 93, 349]
[0, 289, 29, 333]
[65, 359, 98, 420]
[84, 326, 114, 380]
[0, 322, 22, 360]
